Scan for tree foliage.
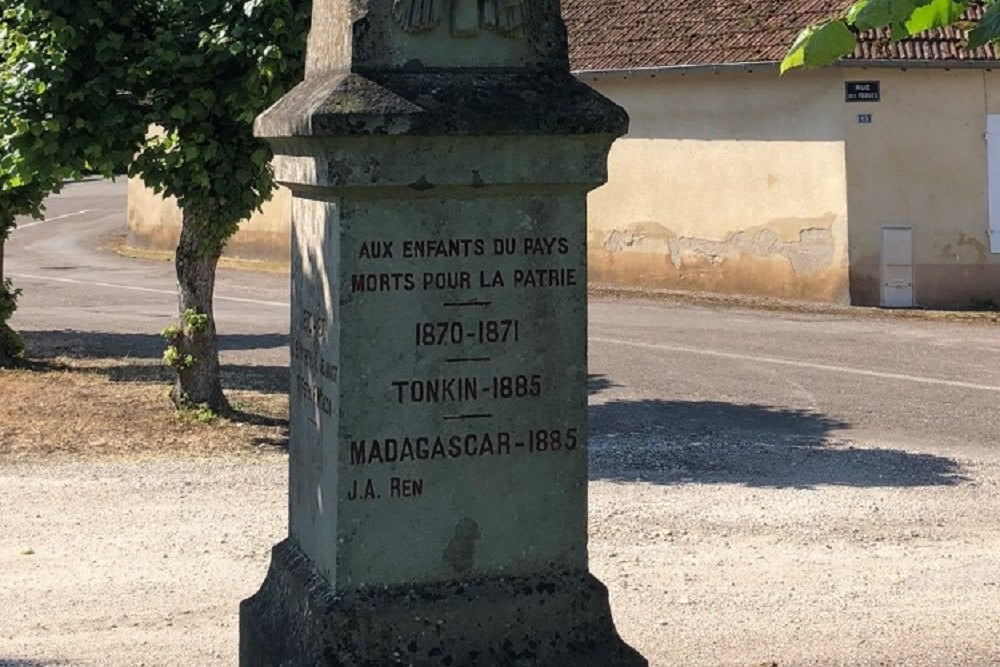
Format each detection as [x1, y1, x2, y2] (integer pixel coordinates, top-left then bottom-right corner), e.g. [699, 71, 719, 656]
[1, 2, 153, 364]
[782, 0, 1000, 73]
[1, 1, 308, 406]
[133, 0, 309, 252]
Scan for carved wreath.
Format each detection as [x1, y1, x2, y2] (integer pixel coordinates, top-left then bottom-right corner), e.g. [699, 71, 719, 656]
[393, 0, 528, 38]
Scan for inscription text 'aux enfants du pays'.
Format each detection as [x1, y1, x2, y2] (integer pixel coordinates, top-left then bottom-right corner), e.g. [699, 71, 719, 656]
[343, 233, 580, 503]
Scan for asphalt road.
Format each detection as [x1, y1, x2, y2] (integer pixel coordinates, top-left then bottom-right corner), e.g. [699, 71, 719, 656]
[7, 178, 288, 367]
[8, 178, 1000, 468]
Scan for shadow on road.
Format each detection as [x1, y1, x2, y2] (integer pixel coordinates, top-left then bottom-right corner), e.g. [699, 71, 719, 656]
[589, 399, 967, 489]
[588, 374, 618, 396]
[20, 329, 288, 360]
[19, 329, 290, 395]
[0, 660, 69, 666]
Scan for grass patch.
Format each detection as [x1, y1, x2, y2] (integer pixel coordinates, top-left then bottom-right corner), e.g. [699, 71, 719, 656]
[0, 356, 288, 461]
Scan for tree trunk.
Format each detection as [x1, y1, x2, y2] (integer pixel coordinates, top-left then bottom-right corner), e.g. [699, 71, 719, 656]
[0, 236, 12, 367]
[0, 235, 23, 368]
[169, 210, 229, 413]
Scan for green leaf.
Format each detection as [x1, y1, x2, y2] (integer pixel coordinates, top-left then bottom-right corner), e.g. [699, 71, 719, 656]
[781, 20, 858, 73]
[891, 21, 912, 40]
[845, 1, 871, 26]
[849, 0, 936, 32]
[968, 1, 1000, 49]
[903, 0, 967, 37]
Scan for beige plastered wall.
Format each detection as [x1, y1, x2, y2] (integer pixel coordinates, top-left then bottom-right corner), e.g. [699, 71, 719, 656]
[584, 68, 851, 303]
[844, 68, 1000, 308]
[126, 176, 292, 264]
[127, 70, 852, 302]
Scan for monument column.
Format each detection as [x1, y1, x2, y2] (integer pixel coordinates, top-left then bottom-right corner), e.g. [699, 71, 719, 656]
[240, 0, 644, 664]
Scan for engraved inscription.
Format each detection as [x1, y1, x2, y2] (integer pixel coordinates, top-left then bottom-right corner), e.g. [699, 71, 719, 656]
[346, 477, 425, 501]
[391, 374, 542, 404]
[349, 428, 579, 466]
[340, 230, 581, 503]
[415, 320, 520, 346]
[292, 305, 337, 423]
[350, 236, 576, 294]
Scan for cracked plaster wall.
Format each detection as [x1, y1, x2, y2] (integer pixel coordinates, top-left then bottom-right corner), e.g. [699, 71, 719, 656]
[585, 69, 850, 303]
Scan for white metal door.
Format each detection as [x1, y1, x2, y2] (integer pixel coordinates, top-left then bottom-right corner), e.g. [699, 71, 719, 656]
[987, 116, 1000, 253]
[881, 227, 913, 308]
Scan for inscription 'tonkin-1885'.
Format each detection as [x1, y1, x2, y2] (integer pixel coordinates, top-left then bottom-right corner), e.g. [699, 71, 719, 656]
[391, 375, 542, 404]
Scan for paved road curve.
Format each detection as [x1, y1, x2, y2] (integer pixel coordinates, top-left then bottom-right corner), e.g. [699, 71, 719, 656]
[7, 178, 289, 368]
[8, 178, 1000, 463]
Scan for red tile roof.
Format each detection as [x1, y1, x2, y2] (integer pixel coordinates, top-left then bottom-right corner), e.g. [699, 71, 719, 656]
[565, 1, 1000, 71]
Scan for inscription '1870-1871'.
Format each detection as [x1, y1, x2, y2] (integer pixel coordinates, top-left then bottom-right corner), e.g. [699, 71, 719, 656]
[415, 319, 519, 346]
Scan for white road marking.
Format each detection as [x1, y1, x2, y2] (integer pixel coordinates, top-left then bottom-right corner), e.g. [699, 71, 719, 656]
[7, 273, 287, 308]
[17, 209, 92, 229]
[591, 335, 1000, 393]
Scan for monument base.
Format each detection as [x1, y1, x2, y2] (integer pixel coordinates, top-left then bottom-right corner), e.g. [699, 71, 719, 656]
[240, 539, 647, 667]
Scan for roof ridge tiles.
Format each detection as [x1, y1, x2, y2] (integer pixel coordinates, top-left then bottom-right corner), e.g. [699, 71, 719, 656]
[565, 0, 997, 71]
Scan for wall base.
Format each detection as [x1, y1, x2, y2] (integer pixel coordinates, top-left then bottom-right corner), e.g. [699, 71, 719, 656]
[240, 539, 647, 667]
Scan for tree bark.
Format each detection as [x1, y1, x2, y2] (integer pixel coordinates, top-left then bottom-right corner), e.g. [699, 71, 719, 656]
[0, 236, 12, 367]
[0, 235, 22, 368]
[170, 210, 229, 412]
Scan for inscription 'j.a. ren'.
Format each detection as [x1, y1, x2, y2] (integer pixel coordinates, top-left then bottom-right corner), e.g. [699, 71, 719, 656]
[347, 477, 425, 501]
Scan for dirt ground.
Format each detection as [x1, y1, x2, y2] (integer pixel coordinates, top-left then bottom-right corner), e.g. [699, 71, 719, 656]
[3, 359, 1000, 666]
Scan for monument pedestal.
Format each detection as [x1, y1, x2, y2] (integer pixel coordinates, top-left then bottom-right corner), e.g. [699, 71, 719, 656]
[242, 540, 644, 666]
[241, 1, 644, 664]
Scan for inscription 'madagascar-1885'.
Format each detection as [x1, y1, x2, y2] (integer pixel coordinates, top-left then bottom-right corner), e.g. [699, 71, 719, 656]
[350, 428, 579, 465]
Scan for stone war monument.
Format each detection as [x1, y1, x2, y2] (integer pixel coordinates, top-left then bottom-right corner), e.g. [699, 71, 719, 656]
[240, 0, 644, 664]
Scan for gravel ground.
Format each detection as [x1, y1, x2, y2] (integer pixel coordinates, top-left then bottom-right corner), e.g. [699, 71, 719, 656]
[3, 431, 999, 667]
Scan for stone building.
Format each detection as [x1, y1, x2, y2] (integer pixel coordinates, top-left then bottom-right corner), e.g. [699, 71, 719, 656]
[127, 1, 1000, 308]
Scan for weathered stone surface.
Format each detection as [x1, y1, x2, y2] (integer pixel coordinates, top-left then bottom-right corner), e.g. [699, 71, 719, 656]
[278, 134, 612, 593]
[241, 0, 643, 663]
[241, 539, 646, 667]
[255, 70, 628, 138]
[305, 0, 569, 75]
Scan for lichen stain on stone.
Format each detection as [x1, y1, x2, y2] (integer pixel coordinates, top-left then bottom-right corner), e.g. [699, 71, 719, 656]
[443, 517, 482, 574]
